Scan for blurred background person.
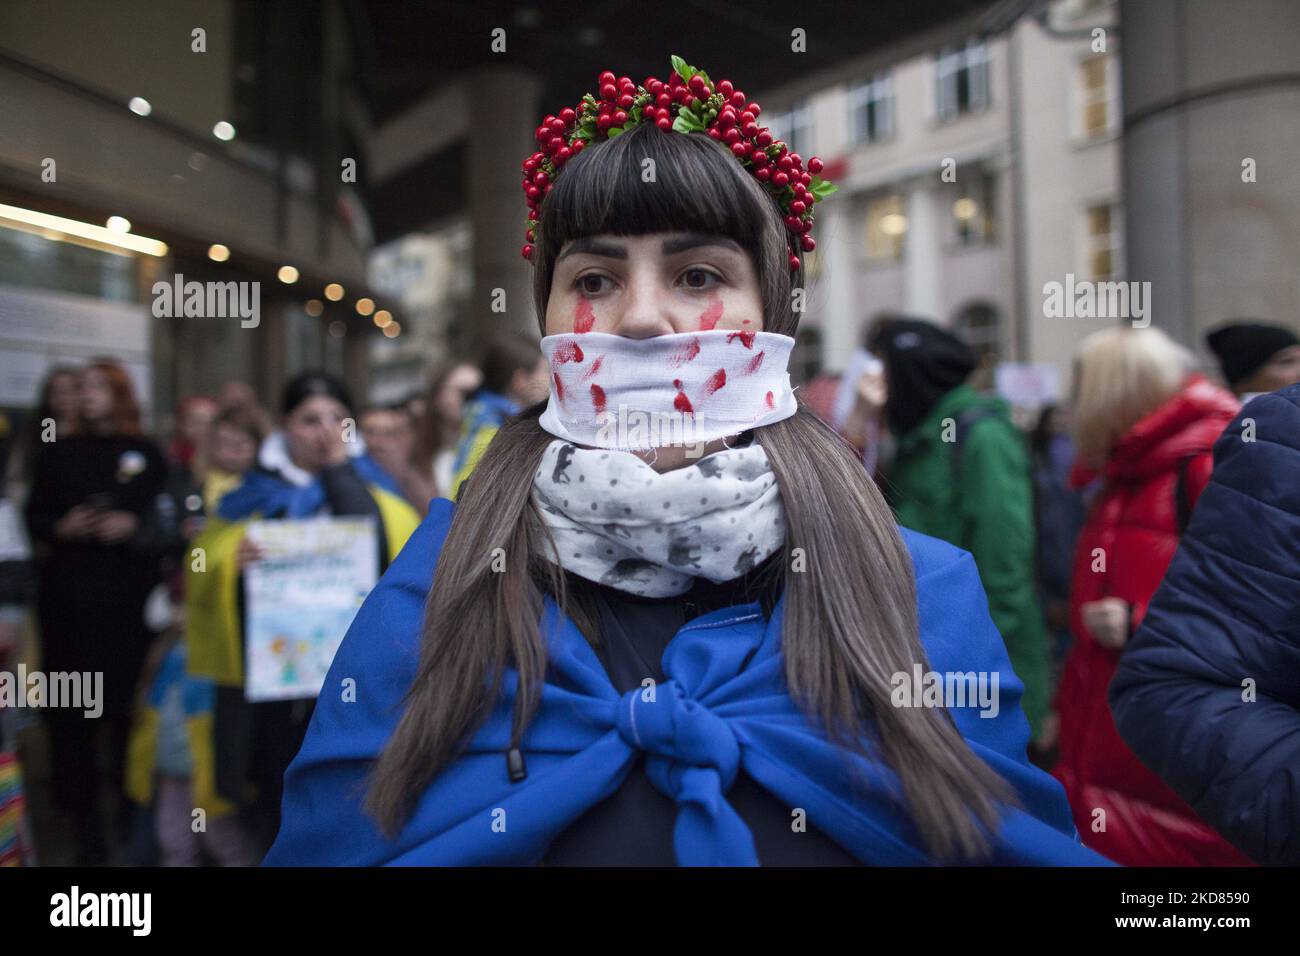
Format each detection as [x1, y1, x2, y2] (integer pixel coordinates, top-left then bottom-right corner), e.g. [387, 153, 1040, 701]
[7, 366, 81, 502]
[124, 582, 259, 867]
[121, 398, 269, 866]
[142, 393, 227, 582]
[831, 316, 892, 476]
[201, 401, 271, 516]
[874, 317, 1051, 748]
[1205, 320, 1300, 400]
[1054, 326, 1248, 866]
[185, 372, 419, 854]
[1111, 384, 1300, 865]
[22, 358, 167, 864]
[399, 391, 427, 425]
[166, 395, 219, 471]
[216, 380, 258, 413]
[137, 395, 272, 584]
[449, 334, 549, 497]
[1027, 402, 1086, 760]
[357, 403, 434, 515]
[413, 359, 482, 501]
[0, 410, 37, 865]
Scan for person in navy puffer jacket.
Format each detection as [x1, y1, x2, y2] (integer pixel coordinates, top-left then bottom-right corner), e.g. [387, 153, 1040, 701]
[1110, 383, 1300, 865]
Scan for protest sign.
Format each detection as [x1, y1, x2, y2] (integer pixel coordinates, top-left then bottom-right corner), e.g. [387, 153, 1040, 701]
[243, 517, 377, 702]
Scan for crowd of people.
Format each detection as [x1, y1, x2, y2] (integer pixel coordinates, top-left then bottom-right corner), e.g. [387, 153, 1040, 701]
[0, 311, 1296, 866]
[805, 315, 1299, 865]
[0, 333, 550, 864]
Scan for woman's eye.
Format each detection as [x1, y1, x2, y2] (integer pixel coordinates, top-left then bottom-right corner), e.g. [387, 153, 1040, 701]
[679, 267, 721, 290]
[576, 274, 611, 296]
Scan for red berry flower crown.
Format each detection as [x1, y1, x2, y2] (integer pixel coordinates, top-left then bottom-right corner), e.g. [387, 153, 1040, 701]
[521, 54, 837, 271]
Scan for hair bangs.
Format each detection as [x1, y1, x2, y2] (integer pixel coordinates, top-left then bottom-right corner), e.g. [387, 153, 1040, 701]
[531, 122, 798, 335]
[541, 123, 768, 252]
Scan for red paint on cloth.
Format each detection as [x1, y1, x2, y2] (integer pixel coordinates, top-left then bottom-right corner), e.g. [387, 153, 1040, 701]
[668, 337, 701, 368]
[672, 379, 694, 414]
[552, 340, 584, 364]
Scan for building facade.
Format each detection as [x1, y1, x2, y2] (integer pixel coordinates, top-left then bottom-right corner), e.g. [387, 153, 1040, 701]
[761, 0, 1123, 395]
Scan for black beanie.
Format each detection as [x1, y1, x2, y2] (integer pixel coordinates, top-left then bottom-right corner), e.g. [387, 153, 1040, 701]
[281, 371, 355, 417]
[875, 317, 978, 437]
[1205, 321, 1300, 387]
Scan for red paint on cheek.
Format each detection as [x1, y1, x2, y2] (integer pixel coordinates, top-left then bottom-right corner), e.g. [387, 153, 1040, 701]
[591, 384, 606, 414]
[553, 374, 565, 403]
[580, 354, 604, 380]
[726, 330, 756, 349]
[668, 337, 701, 368]
[742, 319, 751, 325]
[672, 379, 694, 414]
[702, 368, 727, 396]
[765, 391, 775, 409]
[552, 340, 584, 364]
[742, 351, 765, 375]
[697, 299, 724, 331]
[574, 299, 596, 334]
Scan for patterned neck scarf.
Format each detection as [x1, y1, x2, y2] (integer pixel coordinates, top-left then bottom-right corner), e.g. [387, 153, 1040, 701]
[531, 438, 787, 597]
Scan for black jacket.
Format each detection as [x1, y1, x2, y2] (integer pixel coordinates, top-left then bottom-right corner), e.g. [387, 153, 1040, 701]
[1110, 384, 1300, 865]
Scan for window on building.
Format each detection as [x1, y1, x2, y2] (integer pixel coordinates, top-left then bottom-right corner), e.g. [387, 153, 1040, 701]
[948, 171, 997, 246]
[1084, 202, 1121, 279]
[935, 40, 990, 121]
[864, 194, 907, 261]
[1078, 55, 1117, 140]
[767, 99, 813, 157]
[848, 72, 894, 146]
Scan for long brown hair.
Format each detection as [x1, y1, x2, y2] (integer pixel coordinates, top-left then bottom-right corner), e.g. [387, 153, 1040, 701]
[86, 358, 143, 436]
[412, 358, 471, 474]
[367, 122, 1012, 860]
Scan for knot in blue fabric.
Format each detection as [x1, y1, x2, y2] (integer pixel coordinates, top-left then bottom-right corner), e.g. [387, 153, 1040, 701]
[615, 681, 755, 864]
[617, 681, 740, 790]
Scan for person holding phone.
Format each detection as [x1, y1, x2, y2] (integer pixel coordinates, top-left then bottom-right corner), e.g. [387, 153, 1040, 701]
[24, 358, 167, 864]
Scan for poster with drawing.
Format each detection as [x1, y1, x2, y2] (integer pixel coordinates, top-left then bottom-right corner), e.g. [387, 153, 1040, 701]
[243, 517, 378, 702]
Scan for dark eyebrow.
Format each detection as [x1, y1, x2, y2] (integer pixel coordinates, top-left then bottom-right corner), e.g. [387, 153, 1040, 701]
[556, 234, 745, 262]
[556, 237, 628, 262]
[661, 234, 745, 257]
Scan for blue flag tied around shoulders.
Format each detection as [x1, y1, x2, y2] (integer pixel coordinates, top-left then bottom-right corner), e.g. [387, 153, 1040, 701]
[264, 499, 1112, 866]
[217, 454, 399, 521]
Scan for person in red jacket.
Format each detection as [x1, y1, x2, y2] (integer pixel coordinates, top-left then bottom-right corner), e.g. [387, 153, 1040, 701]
[1054, 326, 1250, 866]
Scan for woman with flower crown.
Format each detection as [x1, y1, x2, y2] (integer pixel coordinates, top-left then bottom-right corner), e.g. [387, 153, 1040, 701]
[264, 56, 1109, 866]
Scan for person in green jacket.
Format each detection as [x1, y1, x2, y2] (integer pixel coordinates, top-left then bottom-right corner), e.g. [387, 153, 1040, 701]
[872, 318, 1051, 744]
